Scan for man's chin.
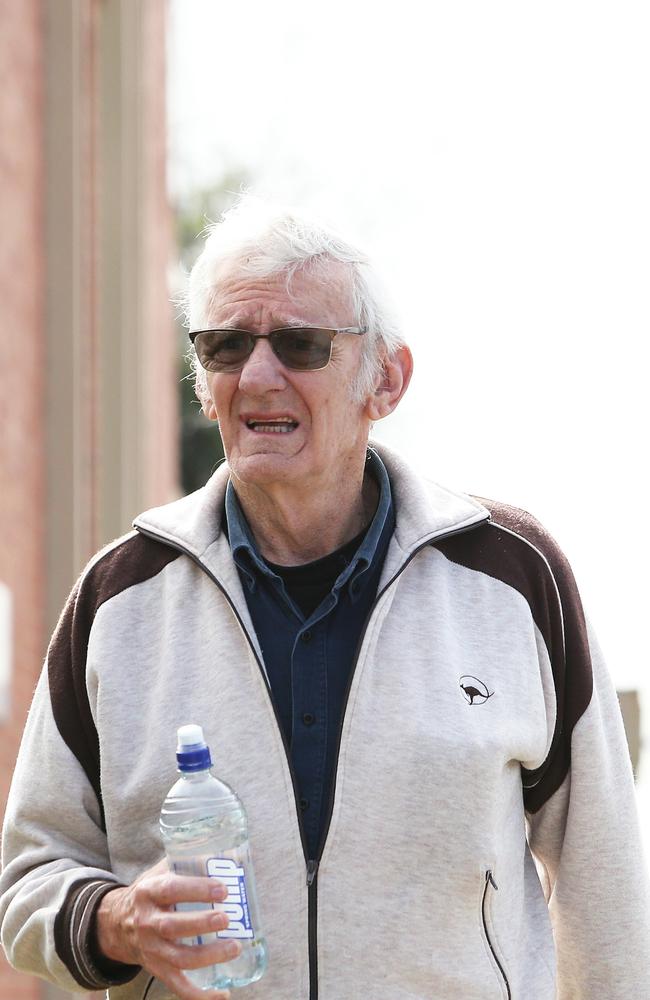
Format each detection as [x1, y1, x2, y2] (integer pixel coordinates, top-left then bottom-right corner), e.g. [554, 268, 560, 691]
[228, 451, 304, 488]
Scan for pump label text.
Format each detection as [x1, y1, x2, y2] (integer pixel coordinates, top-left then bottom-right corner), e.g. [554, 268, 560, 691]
[207, 857, 254, 939]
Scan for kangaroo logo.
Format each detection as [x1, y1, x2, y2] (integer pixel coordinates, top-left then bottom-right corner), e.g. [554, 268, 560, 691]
[459, 675, 494, 706]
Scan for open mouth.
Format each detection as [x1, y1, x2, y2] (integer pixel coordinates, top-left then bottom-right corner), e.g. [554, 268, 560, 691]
[245, 418, 299, 434]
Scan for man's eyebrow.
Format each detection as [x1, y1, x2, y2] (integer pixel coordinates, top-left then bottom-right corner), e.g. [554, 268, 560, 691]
[278, 316, 313, 328]
[212, 315, 315, 329]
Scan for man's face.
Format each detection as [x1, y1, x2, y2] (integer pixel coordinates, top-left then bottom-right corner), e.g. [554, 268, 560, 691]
[202, 261, 373, 494]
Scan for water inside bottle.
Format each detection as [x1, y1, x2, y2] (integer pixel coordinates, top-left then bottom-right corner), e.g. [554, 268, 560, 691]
[164, 812, 268, 990]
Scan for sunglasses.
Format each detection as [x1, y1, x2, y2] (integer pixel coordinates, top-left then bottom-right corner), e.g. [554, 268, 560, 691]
[189, 325, 368, 373]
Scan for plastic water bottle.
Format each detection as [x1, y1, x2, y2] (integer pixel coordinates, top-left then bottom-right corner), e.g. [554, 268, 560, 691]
[160, 724, 268, 990]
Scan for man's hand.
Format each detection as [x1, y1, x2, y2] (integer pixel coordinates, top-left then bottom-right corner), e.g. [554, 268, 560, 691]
[96, 859, 241, 1000]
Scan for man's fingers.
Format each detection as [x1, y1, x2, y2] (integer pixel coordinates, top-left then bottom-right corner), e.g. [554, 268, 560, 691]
[146, 871, 228, 907]
[160, 965, 232, 1000]
[167, 937, 242, 971]
[154, 905, 230, 941]
[95, 862, 240, 1000]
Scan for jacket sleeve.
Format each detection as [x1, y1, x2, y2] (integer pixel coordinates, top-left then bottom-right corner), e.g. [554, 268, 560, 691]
[465, 501, 650, 996]
[0, 568, 141, 992]
[525, 618, 650, 997]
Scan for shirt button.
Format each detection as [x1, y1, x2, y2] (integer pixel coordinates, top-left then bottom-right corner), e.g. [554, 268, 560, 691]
[300, 798, 309, 812]
[302, 712, 315, 726]
[301, 630, 312, 643]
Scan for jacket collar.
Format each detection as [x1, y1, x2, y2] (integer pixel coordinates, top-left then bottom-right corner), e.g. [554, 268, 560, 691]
[132, 441, 490, 567]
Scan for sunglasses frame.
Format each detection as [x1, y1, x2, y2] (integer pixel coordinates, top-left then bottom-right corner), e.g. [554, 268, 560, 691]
[188, 325, 368, 373]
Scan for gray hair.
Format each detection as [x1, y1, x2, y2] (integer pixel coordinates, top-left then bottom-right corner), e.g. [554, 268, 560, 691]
[180, 195, 406, 405]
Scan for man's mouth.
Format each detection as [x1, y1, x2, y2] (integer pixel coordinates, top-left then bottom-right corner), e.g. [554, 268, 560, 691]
[245, 417, 299, 434]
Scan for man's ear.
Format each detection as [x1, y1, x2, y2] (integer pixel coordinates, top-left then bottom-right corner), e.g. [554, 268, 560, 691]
[364, 345, 413, 421]
[204, 399, 218, 422]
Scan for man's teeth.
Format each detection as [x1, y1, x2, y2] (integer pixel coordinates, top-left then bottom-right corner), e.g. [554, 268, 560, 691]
[246, 419, 298, 433]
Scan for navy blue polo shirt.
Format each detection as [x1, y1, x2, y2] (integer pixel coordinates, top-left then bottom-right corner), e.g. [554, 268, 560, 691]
[224, 449, 394, 860]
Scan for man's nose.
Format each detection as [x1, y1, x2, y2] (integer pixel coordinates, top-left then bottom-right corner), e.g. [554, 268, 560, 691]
[237, 336, 288, 392]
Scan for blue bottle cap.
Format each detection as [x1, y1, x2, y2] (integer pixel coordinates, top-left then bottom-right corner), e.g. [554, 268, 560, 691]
[176, 724, 212, 772]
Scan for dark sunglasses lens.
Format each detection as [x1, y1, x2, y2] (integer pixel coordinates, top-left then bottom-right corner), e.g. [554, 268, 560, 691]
[195, 330, 253, 371]
[273, 328, 332, 370]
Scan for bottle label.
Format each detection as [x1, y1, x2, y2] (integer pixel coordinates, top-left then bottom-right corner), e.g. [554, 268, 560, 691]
[207, 856, 254, 939]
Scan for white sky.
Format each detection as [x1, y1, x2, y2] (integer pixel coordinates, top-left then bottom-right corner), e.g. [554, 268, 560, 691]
[166, 1, 649, 718]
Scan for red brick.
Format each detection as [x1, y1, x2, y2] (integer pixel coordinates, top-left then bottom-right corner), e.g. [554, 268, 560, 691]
[0, 0, 46, 996]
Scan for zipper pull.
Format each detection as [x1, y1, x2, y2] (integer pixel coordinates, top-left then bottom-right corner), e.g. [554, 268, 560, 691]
[486, 869, 499, 891]
[306, 859, 319, 887]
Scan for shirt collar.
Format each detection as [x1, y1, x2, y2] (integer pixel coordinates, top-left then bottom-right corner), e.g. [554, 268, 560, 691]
[224, 447, 393, 601]
[333, 448, 392, 598]
[224, 481, 267, 591]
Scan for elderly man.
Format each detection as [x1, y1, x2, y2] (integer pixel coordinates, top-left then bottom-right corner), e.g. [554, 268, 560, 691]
[1, 199, 649, 1000]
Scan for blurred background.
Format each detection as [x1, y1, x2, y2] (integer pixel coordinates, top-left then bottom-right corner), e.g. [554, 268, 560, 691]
[1, 1, 648, 996]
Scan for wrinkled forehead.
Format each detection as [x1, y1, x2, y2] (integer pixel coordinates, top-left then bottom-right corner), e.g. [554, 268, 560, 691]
[205, 257, 357, 327]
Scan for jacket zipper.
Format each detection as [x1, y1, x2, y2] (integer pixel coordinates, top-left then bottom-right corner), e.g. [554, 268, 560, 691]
[135, 513, 488, 999]
[481, 870, 511, 1000]
[306, 860, 319, 998]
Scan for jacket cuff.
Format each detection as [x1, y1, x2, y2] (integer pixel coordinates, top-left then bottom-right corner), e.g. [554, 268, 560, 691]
[54, 878, 141, 990]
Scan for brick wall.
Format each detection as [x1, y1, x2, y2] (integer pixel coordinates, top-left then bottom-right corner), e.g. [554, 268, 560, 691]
[0, 2, 173, 997]
[141, 0, 180, 512]
[0, 1, 46, 997]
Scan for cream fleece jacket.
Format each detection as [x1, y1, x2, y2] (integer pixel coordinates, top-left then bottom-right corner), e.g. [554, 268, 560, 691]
[1, 444, 649, 999]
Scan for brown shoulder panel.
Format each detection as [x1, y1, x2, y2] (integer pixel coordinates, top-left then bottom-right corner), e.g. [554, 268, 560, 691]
[47, 533, 181, 829]
[435, 499, 593, 812]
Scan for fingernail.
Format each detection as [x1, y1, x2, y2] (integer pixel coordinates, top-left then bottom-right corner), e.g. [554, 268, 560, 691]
[211, 881, 227, 900]
[226, 940, 241, 958]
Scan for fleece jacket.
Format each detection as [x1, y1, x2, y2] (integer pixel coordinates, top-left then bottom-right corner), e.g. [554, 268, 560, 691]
[1, 443, 649, 999]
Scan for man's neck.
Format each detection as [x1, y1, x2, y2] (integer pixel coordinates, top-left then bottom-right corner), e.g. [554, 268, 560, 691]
[231, 466, 379, 566]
